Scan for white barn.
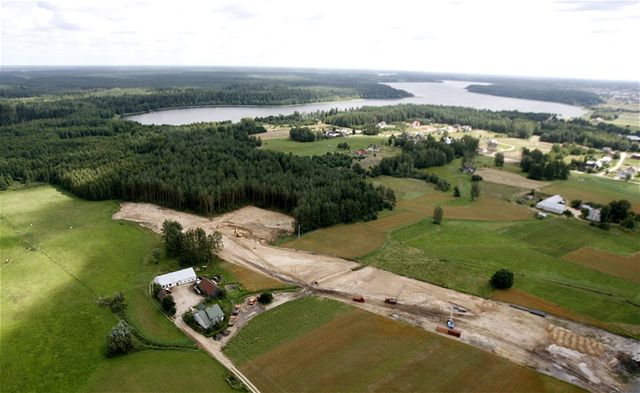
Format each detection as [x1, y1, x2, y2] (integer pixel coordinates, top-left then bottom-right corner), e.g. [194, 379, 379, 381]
[536, 195, 567, 215]
[154, 267, 197, 289]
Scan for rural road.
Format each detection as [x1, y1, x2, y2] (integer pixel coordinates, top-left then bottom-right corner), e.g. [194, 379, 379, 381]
[116, 203, 640, 393]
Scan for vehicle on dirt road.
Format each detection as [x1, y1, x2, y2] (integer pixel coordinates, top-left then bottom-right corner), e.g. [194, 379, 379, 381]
[384, 298, 398, 304]
[352, 295, 365, 303]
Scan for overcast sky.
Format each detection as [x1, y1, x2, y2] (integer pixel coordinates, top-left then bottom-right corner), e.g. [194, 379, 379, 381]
[1, 0, 639, 81]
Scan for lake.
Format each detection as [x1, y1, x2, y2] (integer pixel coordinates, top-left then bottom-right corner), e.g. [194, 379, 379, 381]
[126, 80, 586, 125]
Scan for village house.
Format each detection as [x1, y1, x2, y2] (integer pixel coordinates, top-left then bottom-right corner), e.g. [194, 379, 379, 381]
[193, 304, 225, 330]
[461, 125, 472, 132]
[411, 120, 421, 128]
[355, 149, 367, 158]
[154, 267, 197, 289]
[366, 144, 380, 153]
[536, 195, 567, 215]
[600, 156, 613, 165]
[375, 121, 388, 128]
[617, 166, 638, 179]
[585, 160, 603, 171]
[601, 147, 614, 155]
[580, 204, 601, 222]
[487, 139, 499, 151]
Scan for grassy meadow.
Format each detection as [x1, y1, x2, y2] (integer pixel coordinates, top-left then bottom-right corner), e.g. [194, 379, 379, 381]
[0, 186, 235, 392]
[260, 135, 395, 156]
[225, 297, 584, 393]
[283, 160, 640, 337]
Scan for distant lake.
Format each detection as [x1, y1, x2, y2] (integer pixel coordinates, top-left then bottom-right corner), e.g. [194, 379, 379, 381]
[126, 80, 586, 125]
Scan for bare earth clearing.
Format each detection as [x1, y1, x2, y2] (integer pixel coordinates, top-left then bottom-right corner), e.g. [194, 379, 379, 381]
[114, 203, 640, 393]
[476, 168, 551, 190]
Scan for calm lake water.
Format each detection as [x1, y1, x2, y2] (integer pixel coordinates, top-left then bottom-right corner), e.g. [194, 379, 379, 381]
[126, 81, 586, 125]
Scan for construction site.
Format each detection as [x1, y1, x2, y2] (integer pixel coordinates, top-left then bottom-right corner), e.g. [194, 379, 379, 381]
[114, 203, 640, 393]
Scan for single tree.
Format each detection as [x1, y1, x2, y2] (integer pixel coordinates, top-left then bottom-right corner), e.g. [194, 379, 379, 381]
[490, 269, 514, 289]
[470, 182, 481, 201]
[494, 152, 504, 167]
[258, 292, 273, 305]
[433, 206, 444, 225]
[179, 228, 223, 266]
[161, 295, 176, 316]
[106, 320, 134, 356]
[570, 199, 582, 209]
[162, 220, 183, 257]
[453, 186, 461, 197]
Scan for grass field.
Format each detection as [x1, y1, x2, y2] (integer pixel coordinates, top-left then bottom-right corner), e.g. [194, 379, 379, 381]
[260, 135, 393, 156]
[226, 297, 583, 393]
[361, 217, 640, 331]
[82, 350, 233, 392]
[0, 186, 234, 392]
[541, 173, 640, 212]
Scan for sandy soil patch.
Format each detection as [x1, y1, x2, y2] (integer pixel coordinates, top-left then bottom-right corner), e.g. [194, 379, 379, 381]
[477, 168, 550, 190]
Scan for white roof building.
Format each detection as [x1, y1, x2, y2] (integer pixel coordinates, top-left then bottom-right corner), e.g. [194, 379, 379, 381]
[580, 204, 601, 222]
[154, 267, 197, 289]
[536, 195, 567, 215]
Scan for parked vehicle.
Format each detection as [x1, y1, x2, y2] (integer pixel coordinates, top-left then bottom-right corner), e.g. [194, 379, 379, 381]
[232, 304, 241, 315]
[384, 298, 398, 304]
[352, 295, 365, 303]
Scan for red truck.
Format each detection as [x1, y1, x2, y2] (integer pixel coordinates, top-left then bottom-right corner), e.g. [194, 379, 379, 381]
[352, 295, 365, 303]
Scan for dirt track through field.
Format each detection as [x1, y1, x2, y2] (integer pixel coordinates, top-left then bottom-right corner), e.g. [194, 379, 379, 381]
[115, 203, 640, 393]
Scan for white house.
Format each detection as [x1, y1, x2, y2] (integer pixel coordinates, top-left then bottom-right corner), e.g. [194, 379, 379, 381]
[154, 267, 197, 289]
[536, 195, 567, 215]
[580, 204, 601, 222]
[600, 156, 613, 164]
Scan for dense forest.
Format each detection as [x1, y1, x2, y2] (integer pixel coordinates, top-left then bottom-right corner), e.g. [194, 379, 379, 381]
[466, 84, 603, 106]
[0, 113, 394, 230]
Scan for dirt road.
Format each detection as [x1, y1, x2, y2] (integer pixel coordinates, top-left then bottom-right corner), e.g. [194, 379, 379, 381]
[115, 203, 639, 393]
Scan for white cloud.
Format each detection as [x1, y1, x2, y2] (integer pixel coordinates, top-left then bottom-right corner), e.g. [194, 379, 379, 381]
[1, 0, 638, 81]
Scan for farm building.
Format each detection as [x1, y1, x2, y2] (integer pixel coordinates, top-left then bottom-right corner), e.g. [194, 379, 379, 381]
[367, 144, 380, 153]
[487, 139, 499, 150]
[376, 121, 388, 128]
[198, 277, 220, 298]
[411, 120, 421, 128]
[194, 304, 225, 329]
[154, 267, 197, 289]
[536, 195, 567, 214]
[580, 204, 601, 222]
[355, 149, 367, 158]
[602, 147, 614, 155]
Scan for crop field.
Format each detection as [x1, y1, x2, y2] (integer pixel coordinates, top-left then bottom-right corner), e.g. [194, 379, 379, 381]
[362, 218, 640, 332]
[226, 297, 583, 393]
[218, 261, 288, 292]
[540, 174, 640, 212]
[260, 135, 393, 156]
[562, 248, 640, 284]
[476, 168, 550, 190]
[82, 350, 233, 392]
[0, 186, 232, 392]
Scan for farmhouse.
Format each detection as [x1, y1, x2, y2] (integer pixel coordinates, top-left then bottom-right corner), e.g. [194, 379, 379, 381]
[580, 204, 601, 222]
[461, 125, 472, 131]
[367, 144, 380, 153]
[627, 135, 640, 142]
[376, 121, 387, 128]
[536, 195, 567, 214]
[487, 139, 499, 150]
[355, 149, 367, 158]
[600, 156, 613, 164]
[193, 304, 225, 329]
[154, 267, 197, 289]
[585, 160, 602, 170]
[601, 147, 614, 155]
[197, 277, 220, 298]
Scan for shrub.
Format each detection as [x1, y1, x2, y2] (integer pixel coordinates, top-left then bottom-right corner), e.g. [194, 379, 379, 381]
[337, 142, 350, 150]
[570, 199, 582, 209]
[471, 174, 483, 182]
[494, 152, 504, 167]
[152, 248, 161, 264]
[453, 186, 461, 197]
[106, 320, 135, 357]
[161, 295, 176, 316]
[470, 182, 481, 200]
[258, 292, 273, 305]
[490, 269, 514, 289]
[433, 206, 443, 225]
[621, 217, 636, 229]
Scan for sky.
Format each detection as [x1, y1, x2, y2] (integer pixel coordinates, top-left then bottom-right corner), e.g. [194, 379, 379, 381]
[1, 0, 639, 81]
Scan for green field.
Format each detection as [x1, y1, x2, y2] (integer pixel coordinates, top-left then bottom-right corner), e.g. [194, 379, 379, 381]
[541, 173, 640, 212]
[361, 217, 640, 331]
[260, 135, 393, 156]
[82, 350, 234, 392]
[0, 186, 234, 392]
[225, 297, 583, 393]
